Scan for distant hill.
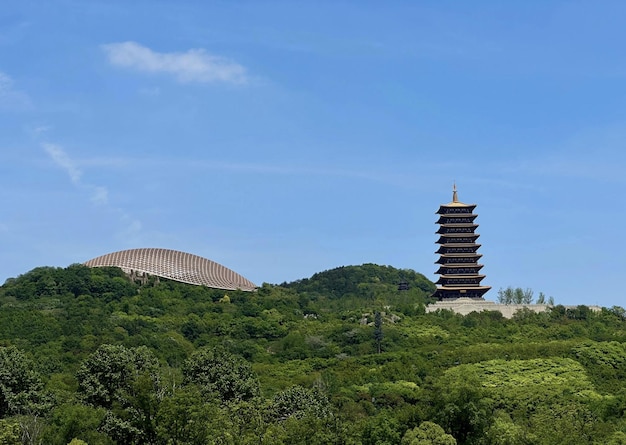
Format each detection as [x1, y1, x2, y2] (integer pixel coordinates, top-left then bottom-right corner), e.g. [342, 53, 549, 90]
[280, 263, 436, 300]
[1, 263, 626, 444]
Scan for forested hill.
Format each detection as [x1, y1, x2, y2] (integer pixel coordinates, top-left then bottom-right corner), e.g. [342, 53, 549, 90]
[1, 263, 626, 444]
[280, 263, 435, 300]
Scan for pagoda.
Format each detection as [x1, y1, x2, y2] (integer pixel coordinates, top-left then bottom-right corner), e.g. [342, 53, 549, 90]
[433, 185, 490, 300]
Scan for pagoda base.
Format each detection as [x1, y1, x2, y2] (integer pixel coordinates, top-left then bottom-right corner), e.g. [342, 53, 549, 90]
[432, 287, 490, 301]
[425, 299, 601, 319]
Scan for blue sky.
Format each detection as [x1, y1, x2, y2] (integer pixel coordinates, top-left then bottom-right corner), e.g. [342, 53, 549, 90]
[1, 1, 625, 307]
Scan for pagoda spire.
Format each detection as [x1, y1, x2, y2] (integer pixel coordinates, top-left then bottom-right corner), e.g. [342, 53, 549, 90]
[452, 182, 458, 203]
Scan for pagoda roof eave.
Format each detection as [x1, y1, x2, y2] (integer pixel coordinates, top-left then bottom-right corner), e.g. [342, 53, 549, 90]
[445, 201, 476, 207]
[437, 201, 476, 208]
[438, 273, 487, 278]
[436, 203, 477, 213]
[435, 232, 480, 238]
[436, 285, 492, 291]
[436, 263, 485, 268]
[436, 232, 479, 236]
[438, 213, 477, 217]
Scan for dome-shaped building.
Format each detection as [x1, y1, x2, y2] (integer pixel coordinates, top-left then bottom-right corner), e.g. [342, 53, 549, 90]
[84, 248, 257, 291]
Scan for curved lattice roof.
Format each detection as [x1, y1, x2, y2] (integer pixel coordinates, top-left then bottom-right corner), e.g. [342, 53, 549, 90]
[84, 248, 257, 291]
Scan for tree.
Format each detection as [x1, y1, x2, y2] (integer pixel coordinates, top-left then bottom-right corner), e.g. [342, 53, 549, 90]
[0, 346, 49, 418]
[520, 288, 533, 304]
[16, 415, 46, 445]
[536, 292, 546, 304]
[76, 344, 161, 444]
[0, 419, 20, 445]
[156, 386, 221, 445]
[402, 421, 456, 445]
[182, 347, 260, 404]
[361, 413, 401, 445]
[497, 287, 513, 305]
[271, 386, 332, 422]
[77, 344, 160, 409]
[497, 287, 534, 305]
[374, 312, 384, 354]
[41, 403, 111, 445]
[483, 412, 524, 445]
[607, 431, 626, 445]
[432, 372, 492, 445]
[529, 402, 603, 445]
[273, 415, 352, 445]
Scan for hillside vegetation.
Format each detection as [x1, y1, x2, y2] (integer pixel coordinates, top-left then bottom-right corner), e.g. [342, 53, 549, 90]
[0, 263, 625, 444]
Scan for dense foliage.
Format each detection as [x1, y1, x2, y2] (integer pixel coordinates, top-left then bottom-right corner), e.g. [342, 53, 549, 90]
[0, 263, 625, 444]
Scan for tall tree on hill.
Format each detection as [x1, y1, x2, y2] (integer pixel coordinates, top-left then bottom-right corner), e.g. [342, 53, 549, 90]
[374, 312, 383, 354]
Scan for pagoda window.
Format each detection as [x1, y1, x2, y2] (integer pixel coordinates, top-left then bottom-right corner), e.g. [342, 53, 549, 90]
[442, 227, 475, 234]
[439, 217, 476, 224]
[438, 257, 478, 264]
[443, 267, 479, 274]
[443, 237, 473, 244]
[442, 247, 477, 254]
[442, 208, 473, 214]
[442, 278, 482, 285]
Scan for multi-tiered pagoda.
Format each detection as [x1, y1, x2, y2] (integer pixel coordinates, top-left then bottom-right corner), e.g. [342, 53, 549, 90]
[433, 185, 490, 300]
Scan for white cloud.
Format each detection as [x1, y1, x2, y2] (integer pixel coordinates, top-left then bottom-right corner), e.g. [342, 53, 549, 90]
[42, 142, 111, 205]
[0, 72, 12, 92]
[42, 143, 82, 184]
[34, 125, 53, 135]
[42, 142, 145, 239]
[0, 71, 31, 110]
[91, 186, 109, 205]
[113, 212, 144, 244]
[124, 218, 143, 236]
[101, 41, 248, 84]
[139, 86, 161, 96]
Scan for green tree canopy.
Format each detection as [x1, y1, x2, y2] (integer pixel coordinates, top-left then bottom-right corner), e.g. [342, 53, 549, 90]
[402, 421, 456, 445]
[76, 344, 161, 444]
[271, 385, 332, 421]
[182, 347, 260, 404]
[77, 344, 160, 409]
[0, 346, 49, 417]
